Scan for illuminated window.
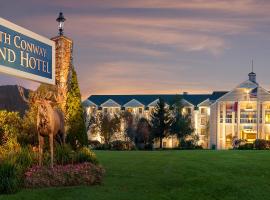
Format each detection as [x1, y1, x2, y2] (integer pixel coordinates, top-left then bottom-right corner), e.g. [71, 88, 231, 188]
[139, 108, 143, 114]
[163, 142, 167, 148]
[201, 117, 206, 125]
[201, 128, 206, 135]
[265, 111, 270, 124]
[201, 108, 206, 114]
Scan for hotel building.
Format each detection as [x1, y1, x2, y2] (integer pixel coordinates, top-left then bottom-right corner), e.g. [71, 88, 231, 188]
[83, 72, 270, 149]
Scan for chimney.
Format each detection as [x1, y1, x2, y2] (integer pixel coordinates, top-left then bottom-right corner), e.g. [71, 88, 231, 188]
[183, 92, 188, 95]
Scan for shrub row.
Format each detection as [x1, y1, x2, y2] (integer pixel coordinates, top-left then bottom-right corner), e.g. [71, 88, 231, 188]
[234, 139, 270, 150]
[93, 140, 136, 151]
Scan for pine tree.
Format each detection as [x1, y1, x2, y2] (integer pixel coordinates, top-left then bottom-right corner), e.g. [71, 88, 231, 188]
[170, 96, 194, 143]
[150, 97, 172, 149]
[66, 67, 88, 148]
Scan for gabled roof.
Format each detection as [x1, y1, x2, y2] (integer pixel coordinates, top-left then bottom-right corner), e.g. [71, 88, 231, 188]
[86, 92, 227, 107]
[124, 99, 144, 107]
[82, 99, 97, 107]
[100, 99, 121, 107]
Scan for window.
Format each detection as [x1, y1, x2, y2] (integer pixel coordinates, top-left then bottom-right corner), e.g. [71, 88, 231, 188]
[109, 108, 113, 114]
[104, 108, 108, 114]
[201, 117, 206, 125]
[163, 142, 167, 148]
[201, 108, 206, 114]
[265, 111, 270, 124]
[201, 128, 206, 135]
[139, 108, 143, 114]
[115, 108, 120, 113]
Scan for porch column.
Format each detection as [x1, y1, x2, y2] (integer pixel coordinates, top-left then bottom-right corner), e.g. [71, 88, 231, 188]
[232, 110, 235, 138]
[217, 102, 221, 149]
[222, 102, 226, 149]
[262, 103, 265, 139]
[257, 101, 260, 139]
[237, 101, 241, 139]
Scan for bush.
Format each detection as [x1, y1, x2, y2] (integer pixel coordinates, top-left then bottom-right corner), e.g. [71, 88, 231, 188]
[55, 144, 74, 165]
[0, 161, 19, 194]
[14, 147, 35, 174]
[110, 140, 135, 150]
[88, 140, 101, 149]
[254, 139, 269, 150]
[238, 143, 254, 150]
[74, 147, 98, 164]
[24, 163, 105, 188]
[94, 143, 111, 150]
[179, 138, 200, 150]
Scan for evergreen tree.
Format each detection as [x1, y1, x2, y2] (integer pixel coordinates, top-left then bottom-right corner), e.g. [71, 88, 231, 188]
[150, 97, 172, 149]
[66, 68, 88, 148]
[136, 117, 151, 148]
[170, 96, 194, 144]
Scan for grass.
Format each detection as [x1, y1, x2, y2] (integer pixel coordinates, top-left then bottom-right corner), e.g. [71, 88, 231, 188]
[1, 150, 270, 200]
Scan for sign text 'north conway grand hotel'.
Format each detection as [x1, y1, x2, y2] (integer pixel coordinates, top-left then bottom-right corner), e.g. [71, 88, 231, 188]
[0, 18, 55, 84]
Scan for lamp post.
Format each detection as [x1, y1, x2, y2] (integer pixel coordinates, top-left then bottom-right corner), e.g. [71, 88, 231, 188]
[56, 12, 66, 36]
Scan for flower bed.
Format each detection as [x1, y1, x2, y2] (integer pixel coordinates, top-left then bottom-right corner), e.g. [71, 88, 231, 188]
[24, 162, 105, 188]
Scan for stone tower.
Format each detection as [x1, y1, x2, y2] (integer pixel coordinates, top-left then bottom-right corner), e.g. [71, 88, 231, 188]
[51, 13, 73, 113]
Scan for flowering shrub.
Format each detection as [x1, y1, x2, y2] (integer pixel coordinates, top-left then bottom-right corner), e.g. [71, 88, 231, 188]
[24, 162, 105, 188]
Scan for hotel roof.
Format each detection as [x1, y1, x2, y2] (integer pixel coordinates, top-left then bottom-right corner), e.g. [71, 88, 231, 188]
[86, 91, 228, 107]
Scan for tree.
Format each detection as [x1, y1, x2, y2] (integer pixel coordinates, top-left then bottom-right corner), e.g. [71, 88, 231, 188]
[121, 111, 136, 142]
[100, 114, 121, 144]
[170, 96, 194, 145]
[150, 97, 172, 149]
[66, 68, 88, 148]
[136, 117, 151, 148]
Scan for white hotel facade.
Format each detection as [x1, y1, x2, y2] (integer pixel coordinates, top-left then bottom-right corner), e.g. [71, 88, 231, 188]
[83, 72, 270, 149]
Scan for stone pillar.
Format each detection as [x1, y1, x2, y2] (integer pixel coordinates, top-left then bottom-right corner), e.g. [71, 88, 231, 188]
[51, 35, 73, 113]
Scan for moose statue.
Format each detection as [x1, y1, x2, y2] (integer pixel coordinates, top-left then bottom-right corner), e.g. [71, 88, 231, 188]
[20, 86, 66, 168]
[36, 91, 65, 167]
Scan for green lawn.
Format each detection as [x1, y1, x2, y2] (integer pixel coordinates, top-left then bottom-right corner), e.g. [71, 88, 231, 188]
[1, 150, 270, 200]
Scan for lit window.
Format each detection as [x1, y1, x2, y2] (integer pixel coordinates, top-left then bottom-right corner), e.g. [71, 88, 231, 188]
[201, 117, 206, 125]
[201, 129, 206, 135]
[265, 111, 270, 124]
[201, 108, 206, 114]
[139, 108, 143, 114]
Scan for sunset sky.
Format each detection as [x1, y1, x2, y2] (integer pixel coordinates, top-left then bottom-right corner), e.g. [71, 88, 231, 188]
[1, 0, 270, 99]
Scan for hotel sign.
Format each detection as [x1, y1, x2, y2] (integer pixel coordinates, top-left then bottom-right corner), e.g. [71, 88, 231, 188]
[0, 18, 55, 84]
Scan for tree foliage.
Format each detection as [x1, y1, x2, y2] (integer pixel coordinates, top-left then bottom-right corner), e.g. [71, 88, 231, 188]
[135, 117, 151, 147]
[150, 97, 173, 148]
[170, 96, 194, 144]
[66, 68, 88, 148]
[100, 114, 121, 144]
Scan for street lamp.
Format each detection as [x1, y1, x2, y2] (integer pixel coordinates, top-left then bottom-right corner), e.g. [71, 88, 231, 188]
[56, 12, 66, 36]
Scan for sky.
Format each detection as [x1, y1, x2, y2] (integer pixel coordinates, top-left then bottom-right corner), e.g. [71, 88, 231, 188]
[1, 0, 270, 99]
